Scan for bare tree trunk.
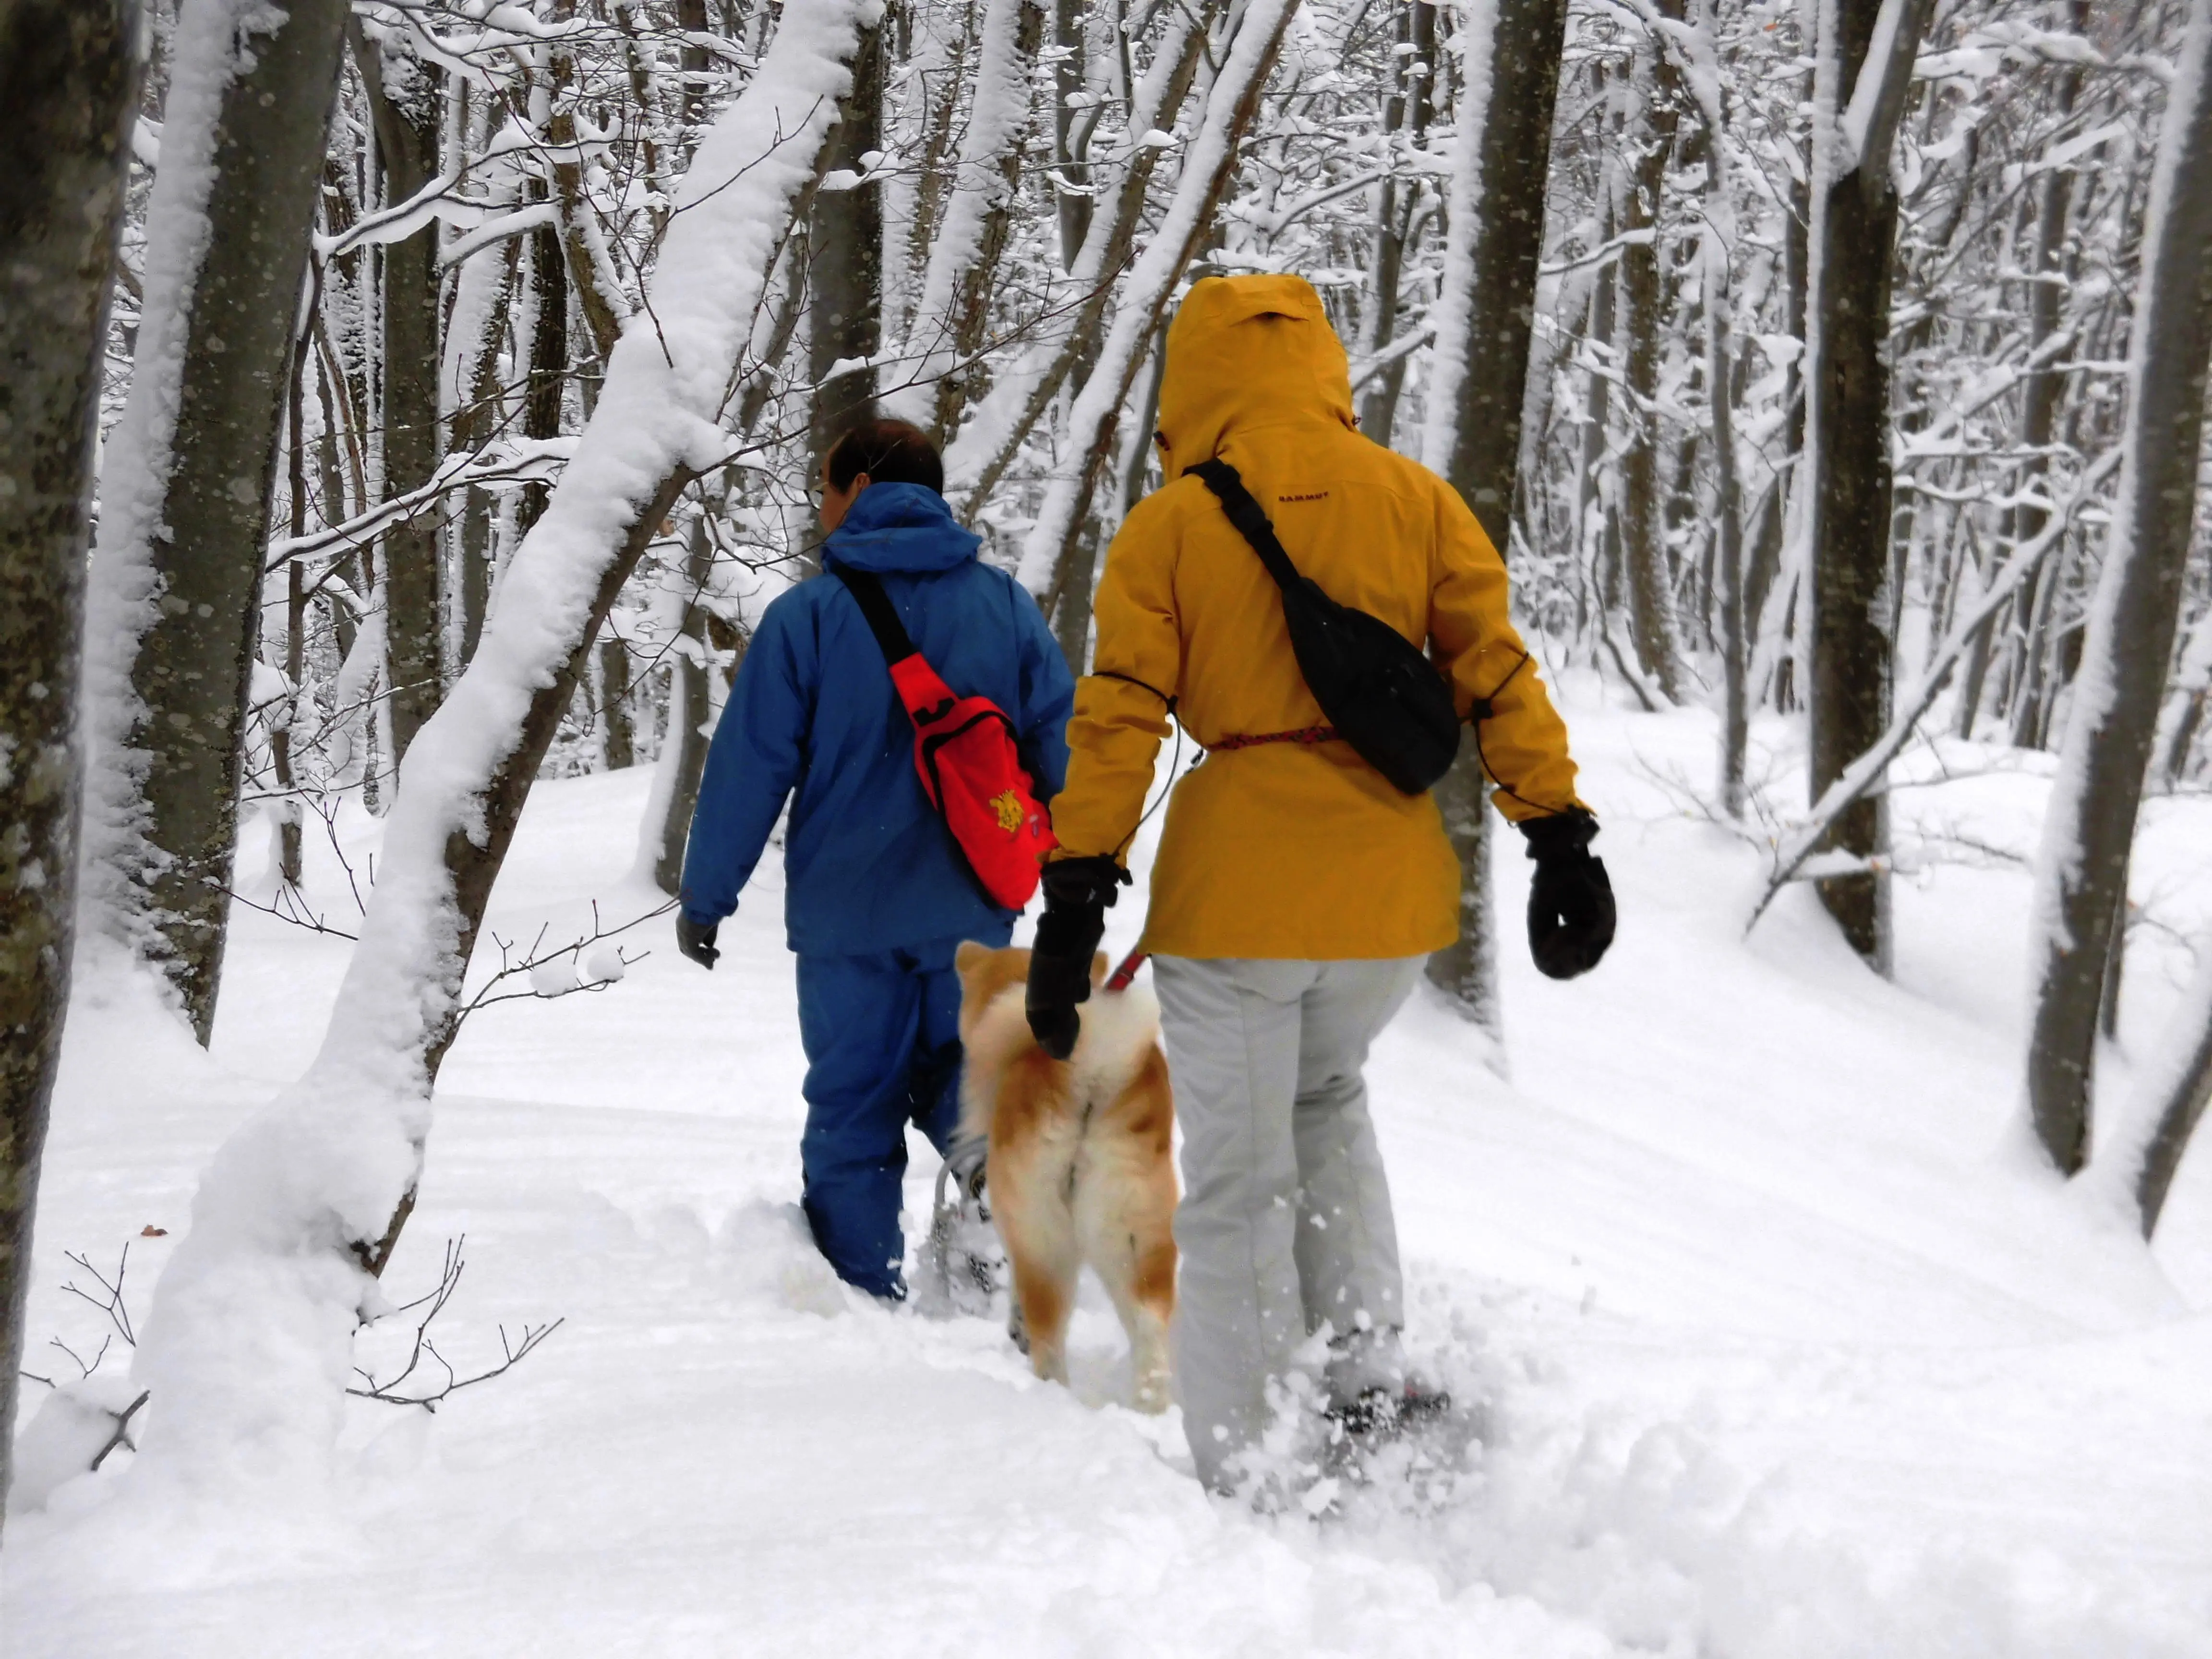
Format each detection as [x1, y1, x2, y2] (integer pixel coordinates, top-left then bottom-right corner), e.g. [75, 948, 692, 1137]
[451, 236, 519, 668]
[0, 0, 140, 1527]
[2130, 938, 2212, 1237]
[1356, 0, 1436, 450]
[649, 511, 716, 895]
[517, 226, 569, 537]
[600, 639, 635, 769]
[1052, 0, 1093, 269]
[810, 14, 884, 471]
[354, 24, 445, 766]
[1420, 0, 1571, 1033]
[882, 0, 1045, 442]
[1804, 0, 1933, 972]
[2025, 0, 2212, 1177]
[87, 0, 350, 1043]
[1616, 24, 1691, 702]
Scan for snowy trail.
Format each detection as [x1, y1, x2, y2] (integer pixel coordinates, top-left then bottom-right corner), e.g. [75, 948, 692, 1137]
[10, 697, 2212, 1655]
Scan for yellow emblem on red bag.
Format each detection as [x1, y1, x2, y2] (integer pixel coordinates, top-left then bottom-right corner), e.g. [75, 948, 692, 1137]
[990, 789, 1024, 835]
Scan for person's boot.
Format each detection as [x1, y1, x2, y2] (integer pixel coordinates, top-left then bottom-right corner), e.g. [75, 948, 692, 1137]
[1325, 1379, 1455, 1443]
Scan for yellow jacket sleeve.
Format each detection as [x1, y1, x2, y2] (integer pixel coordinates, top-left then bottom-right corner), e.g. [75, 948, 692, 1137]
[1046, 494, 1181, 863]
[1427, 481, 1585, 823]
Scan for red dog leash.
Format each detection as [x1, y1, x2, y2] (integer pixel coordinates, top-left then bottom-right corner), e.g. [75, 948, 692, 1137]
[1104, 946, 1150, 992]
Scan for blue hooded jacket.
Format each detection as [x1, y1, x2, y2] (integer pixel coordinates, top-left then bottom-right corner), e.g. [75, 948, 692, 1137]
[679, 483, 1076, 955]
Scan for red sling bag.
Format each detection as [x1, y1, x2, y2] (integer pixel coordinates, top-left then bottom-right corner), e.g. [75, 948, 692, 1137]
[834, 567, 1057, 910]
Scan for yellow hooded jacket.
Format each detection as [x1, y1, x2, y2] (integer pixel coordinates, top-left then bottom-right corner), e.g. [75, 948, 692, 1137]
[1049, 274, 1586, 961]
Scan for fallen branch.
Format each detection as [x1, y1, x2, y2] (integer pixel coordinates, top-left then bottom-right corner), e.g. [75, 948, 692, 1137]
[348, 1236, 564, 1412]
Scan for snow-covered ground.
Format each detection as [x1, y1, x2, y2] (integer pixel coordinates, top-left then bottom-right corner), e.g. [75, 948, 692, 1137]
[10, 687, 2212, 1656]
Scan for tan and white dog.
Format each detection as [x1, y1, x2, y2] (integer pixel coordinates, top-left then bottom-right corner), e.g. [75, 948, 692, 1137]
[953, 942, 1178, 1412]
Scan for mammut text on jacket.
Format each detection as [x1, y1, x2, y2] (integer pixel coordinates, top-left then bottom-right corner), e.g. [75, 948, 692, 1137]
[1046, 274, 1585, 961]
[679, 482, 1074, 954]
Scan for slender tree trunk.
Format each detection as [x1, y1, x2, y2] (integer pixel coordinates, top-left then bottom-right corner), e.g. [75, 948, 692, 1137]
[1052, 0, 1093, 270]
[2130, 937, 2212, 1237]
[600, 639, 635, 768]
[1357, 0, 1435, 450]
[354, 25, 445, 766]
[649, 511, 717, 895]
[1804, 0, 1933, 971]
[2025, 0, 2212, 1177]
[518, 227, 569, 537]
[810, 14, 885, 470]
[1616, 25, 1691, 701]
[1419, 0, 1571, 1033]
[881, 0, 1045, 442]
[273, 329, 312, 887]
[452, 237, 519, 668]
[85, 0, 350, 1043]
[0, 0, 140, 1526]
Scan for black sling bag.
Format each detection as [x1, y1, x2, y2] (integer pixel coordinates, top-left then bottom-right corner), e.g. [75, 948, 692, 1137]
[1186, 458, 1462, 796]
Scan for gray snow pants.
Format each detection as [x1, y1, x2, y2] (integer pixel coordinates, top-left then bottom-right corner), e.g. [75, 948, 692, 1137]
[1151, 955, 1424, 1492]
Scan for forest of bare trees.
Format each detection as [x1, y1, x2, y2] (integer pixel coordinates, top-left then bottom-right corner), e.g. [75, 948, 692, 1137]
[4, 0, 2211, 1517]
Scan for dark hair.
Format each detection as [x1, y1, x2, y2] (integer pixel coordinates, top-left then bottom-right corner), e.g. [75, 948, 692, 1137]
[825, 418, 943, 493]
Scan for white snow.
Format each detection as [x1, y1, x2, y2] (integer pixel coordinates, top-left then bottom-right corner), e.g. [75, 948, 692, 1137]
[12, 690, 2212, 1654]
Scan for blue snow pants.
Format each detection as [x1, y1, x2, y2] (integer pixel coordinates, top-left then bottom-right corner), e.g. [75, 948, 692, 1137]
[794, 931, 1004, 1299]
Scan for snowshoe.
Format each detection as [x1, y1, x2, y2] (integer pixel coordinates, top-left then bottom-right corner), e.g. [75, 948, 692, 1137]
[917, 1161, 1002, 1319]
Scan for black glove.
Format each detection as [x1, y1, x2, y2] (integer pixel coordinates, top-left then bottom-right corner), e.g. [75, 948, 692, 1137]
[675, 911, 721, 971]
[1025, 856, 1129, 1060]
[1519, 808, 1614, 981]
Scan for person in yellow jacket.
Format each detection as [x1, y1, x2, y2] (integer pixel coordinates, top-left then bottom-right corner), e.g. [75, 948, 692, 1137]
[1023, 274, 1613, 1496]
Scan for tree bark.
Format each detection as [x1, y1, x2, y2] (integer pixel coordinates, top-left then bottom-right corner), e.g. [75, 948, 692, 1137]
[0, 0, 140, 1528]
[518, 225, 569, 537]
[810, 14, 885, 472]
[1804, 0, 1933, 971]
[2025, 0, 2212, 1177]
[97, 0, 350, 1043]
[1420, 0, 1571, 1031]
[1615, 25, 1691, 702]
[1052, 0, 1094, 269]
[354, 24, 445, 767]
[600, 639, 635, 769]
[649, 511, 717, 895]
[2132, 938, 2212, 1237]
[1356, 0, 1436, 450]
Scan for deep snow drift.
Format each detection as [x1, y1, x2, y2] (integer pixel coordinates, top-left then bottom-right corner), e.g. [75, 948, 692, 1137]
[8, 689, 2212, 1656]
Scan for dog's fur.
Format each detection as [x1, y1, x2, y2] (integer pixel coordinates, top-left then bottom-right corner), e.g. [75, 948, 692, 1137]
[953, 942, 1178, 1412]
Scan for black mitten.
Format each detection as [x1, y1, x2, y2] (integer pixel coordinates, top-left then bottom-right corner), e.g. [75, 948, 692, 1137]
[1025, 856, 1128, 1059]
[675, 911, 721, 971]
[1519, 809, 1614, 981]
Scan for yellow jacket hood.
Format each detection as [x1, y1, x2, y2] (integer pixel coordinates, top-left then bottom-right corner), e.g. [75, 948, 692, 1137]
[1156, 274, 1357, 477]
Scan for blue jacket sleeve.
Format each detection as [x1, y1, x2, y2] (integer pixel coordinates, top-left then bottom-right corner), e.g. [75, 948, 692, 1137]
[1010, 577, 1075, 799]
[678, 596, 814, 925]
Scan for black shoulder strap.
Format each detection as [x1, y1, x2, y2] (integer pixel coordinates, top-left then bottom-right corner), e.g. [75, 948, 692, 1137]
[832, 567, 916, 666]
[1185, 459, 1303, 593]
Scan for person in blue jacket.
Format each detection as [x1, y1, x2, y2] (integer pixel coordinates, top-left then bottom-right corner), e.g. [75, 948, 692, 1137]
[675, 419, 1075, 1301]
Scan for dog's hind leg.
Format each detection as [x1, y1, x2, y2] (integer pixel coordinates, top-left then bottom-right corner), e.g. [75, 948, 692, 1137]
[988, 1051, 1082, 1386]
[1076, 1058, 1180, 1414]
[998, 1178, 1078, 1386]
